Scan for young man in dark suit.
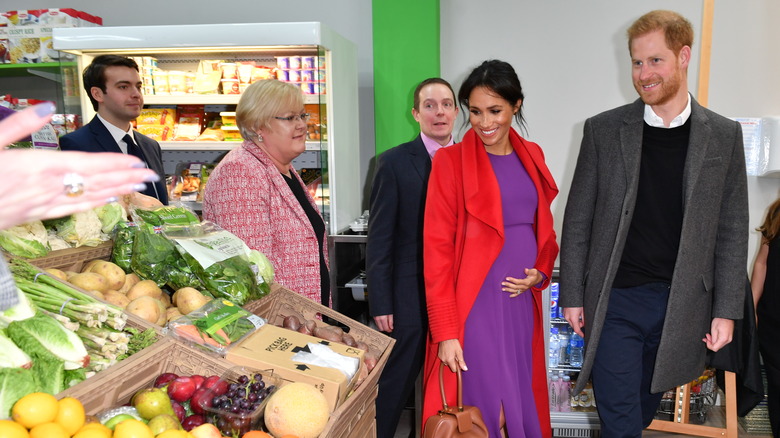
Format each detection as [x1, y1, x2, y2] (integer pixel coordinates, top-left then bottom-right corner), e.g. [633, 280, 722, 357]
[60, 55, 168, 204]
[560, 10, 748, 437]
[367, 78, 458, 437]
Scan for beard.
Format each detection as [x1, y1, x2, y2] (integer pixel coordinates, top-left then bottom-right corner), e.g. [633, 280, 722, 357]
[634, 68, 684, 106]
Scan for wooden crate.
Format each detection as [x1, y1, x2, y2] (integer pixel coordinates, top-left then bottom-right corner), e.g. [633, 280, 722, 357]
[27, 240, 113, 272]
[243, 283, 395, 438]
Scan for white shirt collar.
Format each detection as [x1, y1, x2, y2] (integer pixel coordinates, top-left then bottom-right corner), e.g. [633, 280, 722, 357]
[97, 113, 134, 154]
[643, 93, 691, 128]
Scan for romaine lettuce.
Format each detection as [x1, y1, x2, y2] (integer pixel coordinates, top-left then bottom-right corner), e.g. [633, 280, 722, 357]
[0, 367, 38, 418]
[0, 330, 32, 368]
[7, 314, 89, 370]
[0, 287, 36, 327]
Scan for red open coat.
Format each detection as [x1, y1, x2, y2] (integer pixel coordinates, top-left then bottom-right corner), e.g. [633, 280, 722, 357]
[422, 128, 558, 437]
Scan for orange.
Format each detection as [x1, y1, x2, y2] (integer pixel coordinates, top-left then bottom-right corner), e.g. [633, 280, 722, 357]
[0, 420, 29, 438]
[11, 392, 59, 429]
[243, 432, 273, 438]
[74, 422, 112, 438]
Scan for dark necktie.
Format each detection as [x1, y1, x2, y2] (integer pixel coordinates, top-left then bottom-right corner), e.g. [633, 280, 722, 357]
[123, 133, 145, 161]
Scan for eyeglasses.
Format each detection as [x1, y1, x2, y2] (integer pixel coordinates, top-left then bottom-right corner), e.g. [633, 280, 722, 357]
[274, 113, 310, 123]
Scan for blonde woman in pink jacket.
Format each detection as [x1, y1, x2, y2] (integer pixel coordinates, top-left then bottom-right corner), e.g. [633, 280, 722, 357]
[203, 80, 329, 306]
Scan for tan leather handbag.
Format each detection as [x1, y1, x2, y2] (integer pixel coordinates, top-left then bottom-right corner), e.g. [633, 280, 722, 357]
[423, 362, 489, 438]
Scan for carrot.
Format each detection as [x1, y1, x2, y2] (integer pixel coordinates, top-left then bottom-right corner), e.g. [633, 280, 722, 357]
[173, 324, 221, 347]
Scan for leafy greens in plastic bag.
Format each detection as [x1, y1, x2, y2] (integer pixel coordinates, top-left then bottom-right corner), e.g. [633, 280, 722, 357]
[129, 206, 204, 290]
[163, 221, 268, 305]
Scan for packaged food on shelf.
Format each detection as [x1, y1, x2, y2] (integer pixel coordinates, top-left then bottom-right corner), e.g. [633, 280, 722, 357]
[172, 105, 205, 141]
[137, 107, 177, 128]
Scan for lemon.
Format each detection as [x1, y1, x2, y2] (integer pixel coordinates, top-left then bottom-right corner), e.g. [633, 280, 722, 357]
[72, 428, 112, 438]
[11, 392, 59, 429]
[0, 420, 29, 438]
[74, 422, 112, 438]
[55, 397, 86, 435]
[29, 421, 69, 438]
[113, 418, 154, 438]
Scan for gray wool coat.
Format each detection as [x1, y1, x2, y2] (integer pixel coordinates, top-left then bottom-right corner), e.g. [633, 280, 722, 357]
[559, 97, 749, 394]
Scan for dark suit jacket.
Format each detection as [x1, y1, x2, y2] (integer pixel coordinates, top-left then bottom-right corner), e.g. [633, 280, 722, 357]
[366, 135, 430, 325]
[560, 97, 749, 394]
[59, 116, 168, 204]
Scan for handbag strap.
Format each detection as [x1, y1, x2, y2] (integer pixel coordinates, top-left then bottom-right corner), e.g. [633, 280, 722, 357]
[437, 362, 465, 412]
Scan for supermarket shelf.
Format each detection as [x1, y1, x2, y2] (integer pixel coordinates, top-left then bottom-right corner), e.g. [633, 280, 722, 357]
[551, 411, 601, 436]
[0, 62, 77, 79]
[144, 93, 324, 106]
[160, 141, 323, 151]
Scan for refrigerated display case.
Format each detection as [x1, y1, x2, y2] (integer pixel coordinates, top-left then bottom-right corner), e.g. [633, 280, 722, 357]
[543, 269, 602, 437]
[52, 22, 360, 234]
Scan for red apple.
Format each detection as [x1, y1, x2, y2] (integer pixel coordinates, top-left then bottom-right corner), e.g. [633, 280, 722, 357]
[191, 374, 206, 390]
[167, 376, 197, 403]
[202, 375, 228, 396]
[181, 414, 205, 431]
[171, 400, 186, 422]
[154, 372, 179, 388]
[190, 387, 212, 415]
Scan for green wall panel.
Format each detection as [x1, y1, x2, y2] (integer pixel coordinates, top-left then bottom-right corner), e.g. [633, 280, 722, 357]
[372, 0, 440, 155]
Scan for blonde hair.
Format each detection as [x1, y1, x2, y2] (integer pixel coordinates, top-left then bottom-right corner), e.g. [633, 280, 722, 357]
[627, 10, 694, 56]
[236, 80, 304, 141]
[758, 198, 780, 243]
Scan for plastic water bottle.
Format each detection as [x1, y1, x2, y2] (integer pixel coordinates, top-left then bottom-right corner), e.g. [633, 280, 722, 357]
[550, 282, 559, 319]
[549, 327, 560, 368]
[558, 375, 572, 412]
[557, 326, 570, 366]
[549, 371, 559, 411]
[569, 333, 584, 368]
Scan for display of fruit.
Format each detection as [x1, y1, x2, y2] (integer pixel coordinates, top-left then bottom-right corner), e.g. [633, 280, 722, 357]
[4, 394, 89, 438]
[131, 387, 176, 420]
[204, 372, 276, 437]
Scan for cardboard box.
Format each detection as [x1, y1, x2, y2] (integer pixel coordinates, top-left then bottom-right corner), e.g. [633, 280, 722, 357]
[7, 24, 77, 63]
[243, 284, 394, 437]
[226, 324, 365, 412]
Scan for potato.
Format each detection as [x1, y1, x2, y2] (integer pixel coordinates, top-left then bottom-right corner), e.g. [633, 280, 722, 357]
[160, 292, 172, 308]
[87, 290, 105, 300]
[86, 260, 126, 290]
[283, 315, 301, 331]
[117, 273, 141, 294]
[44, 268, 68, 281]
[175, 287, 209, 315]
[65, 271, 78, 281]
[68, 272, 110, 293]
[126, 280, 163, 300]
[313, 326, 344, 343]
[341, 333, 357, 348]
[81, 259, 103, 273]
[155, 299, 167, 326]
[166, 307, 183, 322]
[103, 290, 130, 308]
[126, 296, 161, 324]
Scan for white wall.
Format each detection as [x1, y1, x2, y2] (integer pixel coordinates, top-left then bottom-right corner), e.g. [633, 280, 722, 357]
[0, 0, 375, 211]
[441, 0, 780, 272]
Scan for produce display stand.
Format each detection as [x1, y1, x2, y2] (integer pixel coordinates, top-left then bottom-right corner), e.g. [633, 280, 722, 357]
[27, 240, 114, 272]
[243, 283, 395, 438]
[58, 337, 237, 413]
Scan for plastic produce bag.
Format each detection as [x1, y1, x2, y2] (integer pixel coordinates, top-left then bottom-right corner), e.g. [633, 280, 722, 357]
[162, 221, 269, 305]
[129, 206, 204, 290]
[165, 298, 266, 356]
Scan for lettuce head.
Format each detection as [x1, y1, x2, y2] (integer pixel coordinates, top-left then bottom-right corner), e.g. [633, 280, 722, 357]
[95, 202, 127, 234]
[7, 314, 89, 370]
[0, 221, 50, 258]
[0, 367, 38, 418]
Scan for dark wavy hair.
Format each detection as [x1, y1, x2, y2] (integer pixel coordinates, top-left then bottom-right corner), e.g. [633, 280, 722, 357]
[457, 59, 527, 134]
[83, 54, 139, 111]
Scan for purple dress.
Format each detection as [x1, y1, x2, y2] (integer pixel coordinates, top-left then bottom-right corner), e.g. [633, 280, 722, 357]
[462, 151, 541, 437]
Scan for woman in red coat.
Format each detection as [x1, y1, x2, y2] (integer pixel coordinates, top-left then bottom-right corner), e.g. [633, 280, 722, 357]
[423, 60, 558, 437]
